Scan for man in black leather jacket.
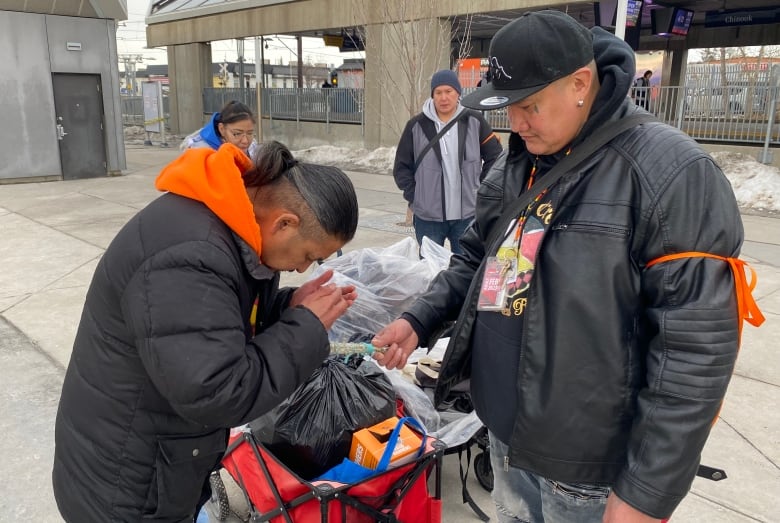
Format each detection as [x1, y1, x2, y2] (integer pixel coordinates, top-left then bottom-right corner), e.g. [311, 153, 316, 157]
[373, 10, 744, 523]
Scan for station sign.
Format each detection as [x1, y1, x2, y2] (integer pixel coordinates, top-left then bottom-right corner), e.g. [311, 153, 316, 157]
[705, 7, 780, 28]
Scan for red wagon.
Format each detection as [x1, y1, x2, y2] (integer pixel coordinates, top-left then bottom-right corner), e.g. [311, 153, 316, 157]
[220, 428, 444, 523]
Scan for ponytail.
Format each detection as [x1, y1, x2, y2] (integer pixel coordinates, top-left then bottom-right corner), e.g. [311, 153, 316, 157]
[244, 141, 358, 242]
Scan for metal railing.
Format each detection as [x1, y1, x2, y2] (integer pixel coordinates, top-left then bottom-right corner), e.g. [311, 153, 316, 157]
[124, 84, 780, 145]
[202, 87, 363, 125]
[466, 85, 780, 145]
[202, 87, 250, 113]
[634, 85, 780, 144]
[120, 96, 170, 126]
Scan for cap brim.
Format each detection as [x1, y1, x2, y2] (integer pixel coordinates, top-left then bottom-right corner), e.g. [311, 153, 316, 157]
[461, 83, 546, 110]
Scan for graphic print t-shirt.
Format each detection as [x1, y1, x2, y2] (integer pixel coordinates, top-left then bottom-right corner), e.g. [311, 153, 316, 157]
[469, 175, 559, 444]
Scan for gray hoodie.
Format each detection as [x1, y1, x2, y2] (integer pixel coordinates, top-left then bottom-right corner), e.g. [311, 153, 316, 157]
[423, 98, 465, 219]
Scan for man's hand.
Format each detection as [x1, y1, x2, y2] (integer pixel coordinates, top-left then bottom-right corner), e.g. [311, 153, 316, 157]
[371, 319, 419, 370]
[290, 269, 356, 309]
[603, 493, 662, 523]
[297, 283, 354, 330]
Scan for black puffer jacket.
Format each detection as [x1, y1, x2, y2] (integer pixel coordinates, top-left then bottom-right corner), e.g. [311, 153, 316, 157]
[53, 146, 330, 522]
[404, 29, 742, 519]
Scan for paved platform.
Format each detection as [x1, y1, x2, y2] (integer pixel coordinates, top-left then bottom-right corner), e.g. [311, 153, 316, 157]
[0, 144, 777, 522]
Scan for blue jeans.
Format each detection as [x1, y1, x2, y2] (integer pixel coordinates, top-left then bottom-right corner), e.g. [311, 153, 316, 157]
[489, 432, 610, 522]
[413, 216, 472, 255]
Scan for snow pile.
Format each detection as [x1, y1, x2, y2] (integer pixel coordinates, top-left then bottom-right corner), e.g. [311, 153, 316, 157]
[123, 125, 147, 140]
[712, 151, 780, 213]
[293, 146, 395, 174]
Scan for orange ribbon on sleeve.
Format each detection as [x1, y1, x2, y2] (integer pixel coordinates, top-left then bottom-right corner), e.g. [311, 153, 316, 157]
[646, 252, 765, 342]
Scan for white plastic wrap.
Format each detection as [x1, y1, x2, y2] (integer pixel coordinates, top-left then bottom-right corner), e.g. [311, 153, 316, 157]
[431, 410, 484, 448]
[310, 239, 483, 449]
[310, 237, 451, 342]
[381, 369, 441, 432]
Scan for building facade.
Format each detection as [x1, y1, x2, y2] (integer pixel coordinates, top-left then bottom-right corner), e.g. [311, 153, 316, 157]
[0, 3, 126, 182]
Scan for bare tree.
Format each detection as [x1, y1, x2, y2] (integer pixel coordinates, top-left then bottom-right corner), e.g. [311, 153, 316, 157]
[696, 46, 780, 117]
[301, 59, 329, 88]
[452, 12, 475, 73]
[697, 47, 723, 63]
[732, 46, 780, 118]
[350, 0, 472, 137]
[718, 47, 730, 115]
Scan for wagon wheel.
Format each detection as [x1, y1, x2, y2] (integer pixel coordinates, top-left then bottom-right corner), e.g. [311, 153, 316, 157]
[209, 471, 231, 521]
[474, 451, 494, 492]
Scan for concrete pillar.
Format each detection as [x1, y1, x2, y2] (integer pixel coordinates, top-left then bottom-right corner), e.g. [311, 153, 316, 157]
[167, 43, 212, 134]
[363, 19, 450, 148]
[661, 48, 689, 116]
[666, 48, 689, 87]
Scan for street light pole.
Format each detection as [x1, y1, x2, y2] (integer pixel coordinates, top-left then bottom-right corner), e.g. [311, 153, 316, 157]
[259, 37, 266, 88]
[296, 36, 303, 88]
[236, 38, 245, 102]
[256, 36, 265, 142]
[119, 54, 144, 95]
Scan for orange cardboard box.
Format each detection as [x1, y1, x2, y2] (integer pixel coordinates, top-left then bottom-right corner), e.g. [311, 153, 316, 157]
[349, 417, 423, 470]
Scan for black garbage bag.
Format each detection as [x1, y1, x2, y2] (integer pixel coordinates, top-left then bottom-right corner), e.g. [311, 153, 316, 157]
[250, 355, 396, 480]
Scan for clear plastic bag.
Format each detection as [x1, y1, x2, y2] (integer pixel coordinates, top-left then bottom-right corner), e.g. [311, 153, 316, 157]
[311, 237, 451, 342]
[432, 410, 484, 448]
[381, 369, 441, 432]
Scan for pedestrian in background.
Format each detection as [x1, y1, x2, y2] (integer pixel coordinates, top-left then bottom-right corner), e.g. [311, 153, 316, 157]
[53, 141, 359, 522]
[182, 99, 259, 158]
[374, 10, 754, 523]
[633, 69, 653, 110]
[393, 69, 502, 255]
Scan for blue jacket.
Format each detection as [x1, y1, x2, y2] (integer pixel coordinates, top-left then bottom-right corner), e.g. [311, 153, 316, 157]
[188, 112, 223, 150]
[183, 112, 259, 158]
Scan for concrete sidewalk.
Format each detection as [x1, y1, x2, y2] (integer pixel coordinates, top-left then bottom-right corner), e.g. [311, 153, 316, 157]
[0, 144, 777, 522]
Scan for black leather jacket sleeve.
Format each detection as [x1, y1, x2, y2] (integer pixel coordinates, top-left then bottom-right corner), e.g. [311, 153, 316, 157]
[404, 218, 486, 347]
[393, 118, 417, 205]
[613, 154, 743, 518]
[476, 114, 503, 180]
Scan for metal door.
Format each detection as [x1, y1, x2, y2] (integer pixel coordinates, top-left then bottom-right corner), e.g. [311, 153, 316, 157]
[52, 74, 107, 179]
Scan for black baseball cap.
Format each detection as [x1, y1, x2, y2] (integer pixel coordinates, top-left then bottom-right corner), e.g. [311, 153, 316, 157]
[461, 10, 594, 110]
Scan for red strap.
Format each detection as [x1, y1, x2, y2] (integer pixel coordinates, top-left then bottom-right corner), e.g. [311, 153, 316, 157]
[646, 252, 765, 341]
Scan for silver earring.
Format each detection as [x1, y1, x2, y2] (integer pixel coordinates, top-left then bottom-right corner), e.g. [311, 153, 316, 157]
[577, 99, 584, 107]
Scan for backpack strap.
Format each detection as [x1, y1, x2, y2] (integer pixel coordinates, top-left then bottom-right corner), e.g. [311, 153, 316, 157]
[456, 443, 490, 521]
[484, 113, 657, 251]
[412, 110, 470, 174]
[645, 252, 765, 341]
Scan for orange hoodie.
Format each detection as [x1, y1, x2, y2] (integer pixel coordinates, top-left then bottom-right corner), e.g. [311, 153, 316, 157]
[155, 144, 262, 255]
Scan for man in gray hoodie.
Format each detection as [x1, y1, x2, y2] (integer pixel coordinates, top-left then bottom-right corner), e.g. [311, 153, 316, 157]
[393, 69, 502, 255]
